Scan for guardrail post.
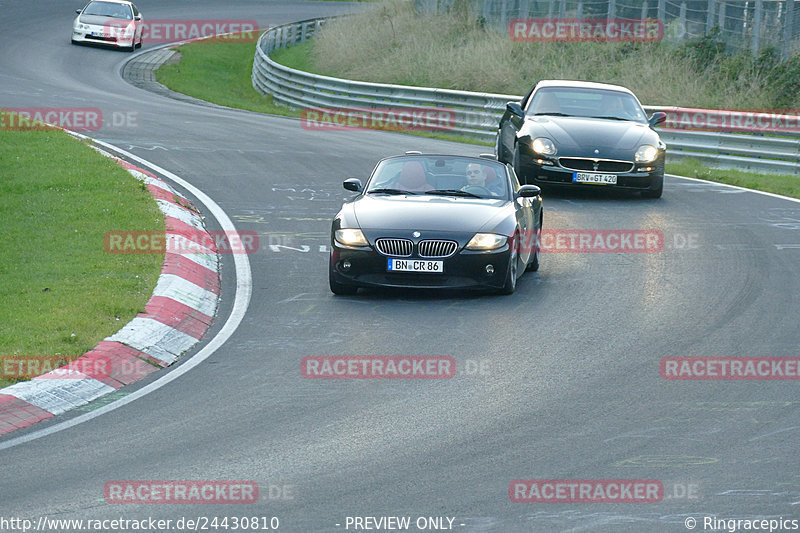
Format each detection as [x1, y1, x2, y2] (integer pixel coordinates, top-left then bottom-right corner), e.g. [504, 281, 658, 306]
[558, 0, 566, 19]
[679, 2, 687, 42]
[500, 0, 509, 30]
[718, 1, 726, 30]
[641, 1, 649, 20]
[783, 0, 796, 59]
[752, 0, 763, 54]
[577, 1, 583, 19]
[707, 0, 716, 32]
[608, 0, 616, 19]
[658, 0, 666, 25]
[546, 0, 554, 19]
[518, 0, 530, 18]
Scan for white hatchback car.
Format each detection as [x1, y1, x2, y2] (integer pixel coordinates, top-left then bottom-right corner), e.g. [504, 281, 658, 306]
[72, 0, 143, 52]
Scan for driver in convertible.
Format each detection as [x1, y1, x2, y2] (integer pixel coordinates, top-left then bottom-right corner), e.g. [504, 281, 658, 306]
[463, 163, 504, 196]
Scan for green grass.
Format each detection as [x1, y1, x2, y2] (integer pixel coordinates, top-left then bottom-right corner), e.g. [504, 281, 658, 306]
[0, 125, 164, 388]
[156, 41, 294, 117]
[155, 26, 800, 199]
[667, 159, 800, 198]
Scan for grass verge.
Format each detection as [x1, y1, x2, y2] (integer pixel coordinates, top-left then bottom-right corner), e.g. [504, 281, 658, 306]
[156, 41, 294, 117]
[667, 159, 800, 198]
[0, 124, 164, 388]
[155, 30, 800, 199]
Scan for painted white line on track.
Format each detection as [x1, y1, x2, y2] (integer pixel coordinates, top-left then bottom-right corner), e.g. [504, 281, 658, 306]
[0, 138, 253, 451]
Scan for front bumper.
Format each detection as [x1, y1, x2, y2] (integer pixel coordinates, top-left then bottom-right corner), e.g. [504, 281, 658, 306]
[517, 150, 664, 192]
[329, 244, 513, 291]
[72, 28, 134, 47]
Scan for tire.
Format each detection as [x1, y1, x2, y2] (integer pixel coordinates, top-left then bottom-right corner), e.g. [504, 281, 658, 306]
[526, 224, 541, 272]
[642, 173, 664, 199]
[495, 131, 506, 163]
[329, 264, 357, 295]
[499, 245, 518, 295]
[512, 143, 525, 184]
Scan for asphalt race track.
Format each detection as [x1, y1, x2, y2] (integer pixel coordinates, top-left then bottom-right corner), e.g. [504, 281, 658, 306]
[1, 2, 799, 532]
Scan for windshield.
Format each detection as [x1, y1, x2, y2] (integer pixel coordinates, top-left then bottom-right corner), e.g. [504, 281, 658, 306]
[526, 87, 647, 123]
[83, 1, 133, 19]
[366, 156, 509, 199]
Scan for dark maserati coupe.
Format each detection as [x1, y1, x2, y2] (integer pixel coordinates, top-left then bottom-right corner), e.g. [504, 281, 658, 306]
[496, 80, 667, 198]
[329, 154, 543, 295]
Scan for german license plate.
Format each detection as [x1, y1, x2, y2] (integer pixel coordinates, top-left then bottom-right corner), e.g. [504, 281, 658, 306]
[573, 172, 617, 184]
[387, 258, 443, 273]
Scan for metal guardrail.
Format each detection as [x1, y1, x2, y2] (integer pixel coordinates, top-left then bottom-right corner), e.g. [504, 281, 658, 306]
[252, 17, 800, 176]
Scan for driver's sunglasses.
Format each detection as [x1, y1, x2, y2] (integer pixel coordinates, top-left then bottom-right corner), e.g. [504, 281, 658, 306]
[467, 170, 482, 175]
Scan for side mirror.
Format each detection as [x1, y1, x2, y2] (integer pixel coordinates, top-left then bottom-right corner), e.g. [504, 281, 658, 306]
[649, 111, 667, 127]
[518, 185, 541, 198]
[343, 178, 362, 192]
[134, 15, 141, 20]
[506, 102, 524, 118]
[76, 9, 81, 13]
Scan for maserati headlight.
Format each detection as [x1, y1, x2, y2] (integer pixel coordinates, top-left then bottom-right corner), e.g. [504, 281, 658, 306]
[466, 233, 507, 251]
[334, 228, 368, 247]
[635, 144, 659, 163]
[532, 137, 557, 156]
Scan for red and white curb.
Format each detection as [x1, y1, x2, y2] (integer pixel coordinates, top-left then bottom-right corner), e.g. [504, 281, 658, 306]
[0, 151, 220, 435]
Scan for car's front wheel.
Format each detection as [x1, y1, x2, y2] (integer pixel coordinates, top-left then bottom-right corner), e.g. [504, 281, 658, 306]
[499, 244, 518, 295]
[642, 173, 664, 199]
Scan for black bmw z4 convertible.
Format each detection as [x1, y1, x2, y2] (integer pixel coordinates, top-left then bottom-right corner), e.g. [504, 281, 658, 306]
[496, 80, 667, 198]
[329, 153, 543, 295]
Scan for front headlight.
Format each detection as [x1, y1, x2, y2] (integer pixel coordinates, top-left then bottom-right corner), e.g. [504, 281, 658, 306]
[635, 144, 659, 163]
[334, 228, 369, 247]
[465, 233, 507, 251]
[532, 137, 557, 156]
